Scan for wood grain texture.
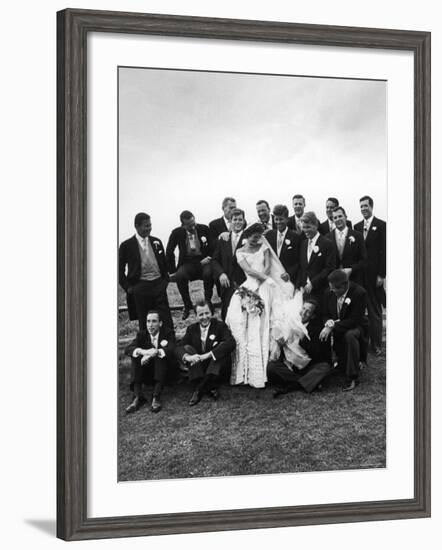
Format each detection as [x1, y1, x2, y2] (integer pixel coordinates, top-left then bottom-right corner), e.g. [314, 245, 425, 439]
[56, 8, 431, 541]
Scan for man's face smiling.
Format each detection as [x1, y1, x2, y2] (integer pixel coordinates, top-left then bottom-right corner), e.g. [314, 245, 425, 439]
[223, 200, 236, 220]
[302, 221, 318, 240]
[182, 216, 196, 232]
[329, 282, 348, 298]
[360, 199, 373, 220]
[274, 214, 288, 233]
[146, 313, 162, 336]
[326, 200, 337, 221]
[332, 209, 347, 231]
[293, 198, 305, 217]
[196, 304, 212, 328]
[135, 219, 152, 238]
[256, 203, 270, 224]
[231, 214, 245, 233]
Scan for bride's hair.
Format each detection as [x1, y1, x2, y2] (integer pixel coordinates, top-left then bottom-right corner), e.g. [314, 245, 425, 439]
[242, 222, 265, 239]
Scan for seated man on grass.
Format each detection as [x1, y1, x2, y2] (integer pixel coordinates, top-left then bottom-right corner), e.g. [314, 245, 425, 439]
[176, 300, 236, 406]
[268, 297, 332, 396]
[124, 310, 176, 413]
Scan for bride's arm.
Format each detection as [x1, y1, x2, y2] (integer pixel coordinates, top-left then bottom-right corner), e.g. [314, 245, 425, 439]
[263, 247, 271, 276]
[237, 255, 267, 282]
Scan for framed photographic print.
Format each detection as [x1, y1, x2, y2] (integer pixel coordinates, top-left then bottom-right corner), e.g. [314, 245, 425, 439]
[57, 8, 431, 541]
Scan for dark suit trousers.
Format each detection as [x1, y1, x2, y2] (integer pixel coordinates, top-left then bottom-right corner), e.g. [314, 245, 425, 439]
[180, 345, 228, 388]
[366, 282, 383, 349]
[175, 260, 213, 309]
[220, 286, 236, 320]
[334, 328, 362, 381]
[132, 278, 173, 331]
[267, 360, 331, 393]
[129, 356, 168, 397]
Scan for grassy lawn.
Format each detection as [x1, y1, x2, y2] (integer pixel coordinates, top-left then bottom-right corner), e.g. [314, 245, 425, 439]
[118, 282, 386, 481]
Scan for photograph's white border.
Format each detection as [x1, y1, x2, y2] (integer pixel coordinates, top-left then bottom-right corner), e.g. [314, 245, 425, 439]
[88, 32, 414, 518]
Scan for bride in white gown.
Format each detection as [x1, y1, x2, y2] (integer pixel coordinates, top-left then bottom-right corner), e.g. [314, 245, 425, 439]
[226, 223, 310, 388]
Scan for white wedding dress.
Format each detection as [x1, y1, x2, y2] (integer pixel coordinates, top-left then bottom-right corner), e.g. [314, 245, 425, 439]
[226, 238, 310, 388]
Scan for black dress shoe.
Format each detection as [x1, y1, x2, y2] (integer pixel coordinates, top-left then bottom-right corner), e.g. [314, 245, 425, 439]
[189, 390, 202, 406]
[182, 307, 192, 320]
[207, 388, 219, 400]
[125, 395, 146, 414]
[151, 396, 162, 413]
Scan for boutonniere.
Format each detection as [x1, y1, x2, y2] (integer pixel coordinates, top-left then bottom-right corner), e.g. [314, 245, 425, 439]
[241, 239, 247, 246]
[213, 341, 218, 347]
[344, 297, 351, 305]
[313, 245, 319, 254]
[209, 334, 215, 341]
[285, 239, 291, 245]
[349, 236, 355, 244]
[201, 236, 207, 243]
[160, 339, 168, 347]
[153, 240, 161, 247]
[371, 226, 377, 231]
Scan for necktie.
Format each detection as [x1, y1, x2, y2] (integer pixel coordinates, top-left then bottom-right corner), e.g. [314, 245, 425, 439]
[277, 232, 284, 256]
[232, 233, 239, 254]
[143, 238, 149, 253]
[307, 239, 313, 261]
[337, 231, 345, 258]
[363, 223, 369, 240]
[189, 232, 196, 250]
[297, 219, 302, 234]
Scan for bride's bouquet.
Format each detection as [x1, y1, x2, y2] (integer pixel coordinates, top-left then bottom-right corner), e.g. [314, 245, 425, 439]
[236, 286, 265, 316]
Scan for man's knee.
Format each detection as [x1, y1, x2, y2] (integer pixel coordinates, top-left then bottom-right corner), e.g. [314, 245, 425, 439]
[344, 329, 359, 344]
[175, 267, 188, 283]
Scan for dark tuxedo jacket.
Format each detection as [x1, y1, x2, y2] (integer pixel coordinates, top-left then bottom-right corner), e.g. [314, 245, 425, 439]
[299, 320, 332, 365]
[209, 217, 229, 240]
[265, 228, 301, 283]
[211, 232, 246, 286]
[125, 326, 176, 362]
[319, 219, 352, 235]
[295, 234, 335, 293]
[325, 228, 367, 286]
[176, 318, 236, 362]
[354, 217, 386, 285]
[119, 235, 169, 319]
[323, 282, 368, 337]
[166, 224, 213, 272]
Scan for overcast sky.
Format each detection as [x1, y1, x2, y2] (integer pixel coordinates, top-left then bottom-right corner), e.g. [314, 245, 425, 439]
[118, 67, 386, 244]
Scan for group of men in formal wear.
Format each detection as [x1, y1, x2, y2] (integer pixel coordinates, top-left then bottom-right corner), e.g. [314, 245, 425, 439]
[119, 194, 386, 413]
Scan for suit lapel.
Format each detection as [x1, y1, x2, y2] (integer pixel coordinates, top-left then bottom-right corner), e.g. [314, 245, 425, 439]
[131, 235, 142, 263]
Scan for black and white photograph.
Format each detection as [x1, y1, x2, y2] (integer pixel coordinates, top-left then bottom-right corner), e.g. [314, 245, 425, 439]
[117, 66, 387, 482]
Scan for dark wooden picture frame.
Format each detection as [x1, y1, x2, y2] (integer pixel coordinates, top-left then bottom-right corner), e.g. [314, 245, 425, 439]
[57, 8, 431, 541]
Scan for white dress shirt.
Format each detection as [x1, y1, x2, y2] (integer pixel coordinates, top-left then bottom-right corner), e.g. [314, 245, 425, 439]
[277, 227, 288, 257]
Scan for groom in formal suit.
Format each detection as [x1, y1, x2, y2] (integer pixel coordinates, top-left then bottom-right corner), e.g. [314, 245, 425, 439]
[166, 210, 214, 320]
[266, 204, 301, 284]
[327, 206, 367, 287]
[295, 211, 336, 301]
[211, 208, 247, 319]
[118, 212, 172, 330]
[354, 195, 386, 355]
[320, 270, 369, 391]
[124, 310, 176, 413]
[267, 298, 332, 395]
[287, 194, 306, 236]
[176, 301, 236, 406]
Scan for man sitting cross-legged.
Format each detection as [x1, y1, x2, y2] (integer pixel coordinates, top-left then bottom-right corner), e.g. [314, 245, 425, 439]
[319, 269, 369, 391]
[267, 298, 332, 396]
[124, 310, 176, 414]
[176, 300, 236, 406]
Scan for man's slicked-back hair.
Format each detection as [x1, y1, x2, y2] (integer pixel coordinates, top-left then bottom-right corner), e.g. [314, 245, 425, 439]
[273, 204, 289, 218]
[230, 208, 245, 219]
[222, 197, 236, 208]
[134, 212, 150, 227]
[328, 269, 349, 286]
[333, 206, 347, 217]
[256, 199, 270, 209]
[301, 211, 319, 227]
[180, 210, 194, 223]
[327, 197, 339, 207]
[292, 194, 305, 203]
[195, 299, 212, 313]
[360, 195, 374, 207]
